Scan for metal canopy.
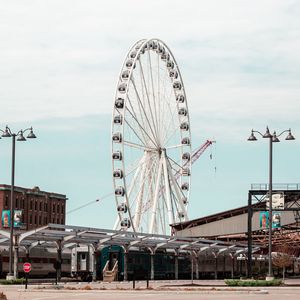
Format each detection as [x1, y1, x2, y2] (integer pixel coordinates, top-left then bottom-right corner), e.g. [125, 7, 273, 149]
[0, 224, 259, 255]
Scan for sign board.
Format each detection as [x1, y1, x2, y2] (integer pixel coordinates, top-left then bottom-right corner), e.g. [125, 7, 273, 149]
[1, 210, 23, 228]
[260, 211, 281, 229]
[272, 212, 281, 229]
[1, 210, 10, 228]
[260, 211, 269, 229]
[266, 193, 285, 210]
[23, 263, 31, 273]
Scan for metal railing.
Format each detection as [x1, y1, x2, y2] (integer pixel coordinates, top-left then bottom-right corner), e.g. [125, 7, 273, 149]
[251, 183, 300, 191]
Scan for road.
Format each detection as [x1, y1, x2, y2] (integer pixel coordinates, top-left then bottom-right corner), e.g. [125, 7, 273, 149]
[1, 280, 300, 300]
[0, 289, 300, 300]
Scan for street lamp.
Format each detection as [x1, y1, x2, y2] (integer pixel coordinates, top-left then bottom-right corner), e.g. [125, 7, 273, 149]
[247, 126, 295, 279]
[0, 125, 37, 279]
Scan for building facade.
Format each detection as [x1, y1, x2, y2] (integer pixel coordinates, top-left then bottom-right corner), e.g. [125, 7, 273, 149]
[0, 184, 67, 230]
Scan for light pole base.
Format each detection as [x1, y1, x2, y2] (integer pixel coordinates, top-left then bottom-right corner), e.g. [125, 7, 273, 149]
[6, 274, 16, 281]
[265, 276, 274, 281]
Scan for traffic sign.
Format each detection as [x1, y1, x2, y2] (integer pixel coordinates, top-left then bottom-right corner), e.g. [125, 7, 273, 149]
[23, 262, 31, 273]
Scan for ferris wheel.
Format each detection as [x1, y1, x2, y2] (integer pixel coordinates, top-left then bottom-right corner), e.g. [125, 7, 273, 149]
[111, 38, 192, 235]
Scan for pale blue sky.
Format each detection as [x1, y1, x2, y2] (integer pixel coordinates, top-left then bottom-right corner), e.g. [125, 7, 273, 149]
[0, 0, 299, 228]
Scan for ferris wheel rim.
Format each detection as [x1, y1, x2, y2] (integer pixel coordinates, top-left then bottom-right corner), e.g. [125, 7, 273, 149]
[111, 38, 192, 234]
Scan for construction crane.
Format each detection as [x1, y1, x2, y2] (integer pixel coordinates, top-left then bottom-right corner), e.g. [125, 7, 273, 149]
[191, 140, 215, 164]
[67, 140, 216, 215]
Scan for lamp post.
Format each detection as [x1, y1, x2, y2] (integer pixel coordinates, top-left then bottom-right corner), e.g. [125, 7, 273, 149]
[0, 126, 36, 279]
[247, 127, 295, 279]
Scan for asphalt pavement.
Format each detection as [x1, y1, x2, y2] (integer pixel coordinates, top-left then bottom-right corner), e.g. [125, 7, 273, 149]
[1, 279, 300, 300]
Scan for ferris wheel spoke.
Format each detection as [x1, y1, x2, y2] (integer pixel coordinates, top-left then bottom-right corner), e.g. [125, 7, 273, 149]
[126, 154, 146, 202]
[167, 154, 182, 169]
[165, 144, 184, 150]
[124, 119, 149, 147]
[158, 64, 173, 134]
[138, 59, 161, 145]
[126, 96, 148, 145]
[124, 140, 156, 151]
[156, 54, 160, 137]
[126, 93, 155, 147]
[166, 158, 188, 220]
[161, 92, 178, 145]
[125, 104, 157, 147]
[147, 51, 160, 145]
[163, 120, 181, 148]
[130, 77, 160, 147]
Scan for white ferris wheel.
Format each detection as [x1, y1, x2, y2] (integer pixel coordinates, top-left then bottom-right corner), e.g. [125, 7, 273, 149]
[112, 38, 192, 235]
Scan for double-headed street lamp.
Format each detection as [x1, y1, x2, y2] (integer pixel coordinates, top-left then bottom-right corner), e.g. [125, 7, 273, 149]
[247, 127, 295, 279]
[0, 126, 36, 279]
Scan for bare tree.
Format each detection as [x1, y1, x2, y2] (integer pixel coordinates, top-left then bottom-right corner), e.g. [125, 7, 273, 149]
[272, 245, 294, 281]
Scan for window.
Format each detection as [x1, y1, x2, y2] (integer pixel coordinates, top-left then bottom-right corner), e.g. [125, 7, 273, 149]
[29, 215, 32, 224]
[61, 205, 64, 214]
[39, 202, 42, 211]
[39, 216, 42, 225]
[35, 201, 37, 210]
[5, 196, 8, 207]
[30, 200, 33, 210]
[53, 204, 55, 213]
[57, 205, 60, 214]
[34, 215, 37, 225]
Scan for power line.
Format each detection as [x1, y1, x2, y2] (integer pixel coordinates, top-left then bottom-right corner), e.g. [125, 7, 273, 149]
[66, 192, 113, 215]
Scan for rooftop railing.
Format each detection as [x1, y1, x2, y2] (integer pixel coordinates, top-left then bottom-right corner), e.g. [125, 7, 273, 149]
[251, 183, 300, 191]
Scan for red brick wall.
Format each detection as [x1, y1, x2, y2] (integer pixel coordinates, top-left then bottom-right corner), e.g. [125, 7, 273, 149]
[0, 185, 66, 230]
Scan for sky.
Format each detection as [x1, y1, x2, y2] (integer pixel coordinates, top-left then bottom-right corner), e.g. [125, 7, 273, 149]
[0, 0, 299, 229]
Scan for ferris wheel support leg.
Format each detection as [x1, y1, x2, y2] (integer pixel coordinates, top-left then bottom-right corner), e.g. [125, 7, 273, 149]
[166, 158, 189, 221]
[149, 157, 163, 234]
[162, 151, 174, 228]
[113, 217, 120, 231]
[133, 153, 149, 229]
[127, 155, 145, 199]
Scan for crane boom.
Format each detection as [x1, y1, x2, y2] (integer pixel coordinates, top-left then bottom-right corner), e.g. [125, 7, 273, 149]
[191, 140, 215, 165]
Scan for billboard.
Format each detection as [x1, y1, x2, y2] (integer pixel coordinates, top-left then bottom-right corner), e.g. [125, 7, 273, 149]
[266, 193, 285, 210]
[1, 210, 23, 228]
[259, 211, 281, 229]
[260, 211, 269, 229]
[272, 212, 281, 229]
[1, 210, 10, 228]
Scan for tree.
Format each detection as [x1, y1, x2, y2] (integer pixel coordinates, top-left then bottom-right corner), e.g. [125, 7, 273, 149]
[272, 246, 294, 281]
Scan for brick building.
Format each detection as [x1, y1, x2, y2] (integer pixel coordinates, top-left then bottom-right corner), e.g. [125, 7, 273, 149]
[0, 184, 67, 230]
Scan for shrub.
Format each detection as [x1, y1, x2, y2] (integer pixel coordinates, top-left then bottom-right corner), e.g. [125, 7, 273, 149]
[224, 279, 282, 287]
[0, 278, 26, 285]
